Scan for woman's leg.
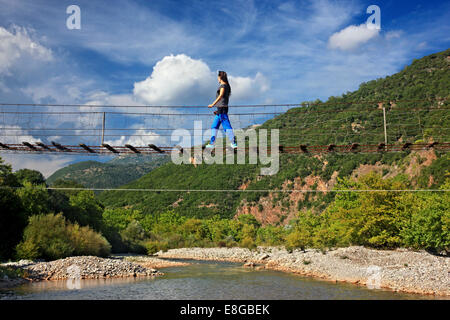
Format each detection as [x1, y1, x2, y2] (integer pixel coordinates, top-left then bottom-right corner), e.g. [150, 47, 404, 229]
[221, 114, 236, 144]
[210, 114, 222, 144]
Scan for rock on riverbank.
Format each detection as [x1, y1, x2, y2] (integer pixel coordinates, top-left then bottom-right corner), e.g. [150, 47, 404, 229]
[119, 255, 191, 269]
[157, 246, 450, 296]
[2, 256, 163, 281]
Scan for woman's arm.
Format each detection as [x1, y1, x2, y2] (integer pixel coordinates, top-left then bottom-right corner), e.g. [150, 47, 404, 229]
[208, 87, 225, 108]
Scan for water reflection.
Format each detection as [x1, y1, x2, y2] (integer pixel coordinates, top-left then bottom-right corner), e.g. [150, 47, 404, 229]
[0, 260, 441, 300]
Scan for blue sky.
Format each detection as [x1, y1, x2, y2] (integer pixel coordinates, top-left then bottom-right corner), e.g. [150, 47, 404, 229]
[0, 0, 449, 176]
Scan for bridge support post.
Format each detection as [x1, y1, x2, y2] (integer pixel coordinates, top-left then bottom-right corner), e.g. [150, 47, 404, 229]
[379, 103, 387, 151]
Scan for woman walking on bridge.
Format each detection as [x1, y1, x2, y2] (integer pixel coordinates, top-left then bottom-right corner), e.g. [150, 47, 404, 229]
[206, 70, 237, 149]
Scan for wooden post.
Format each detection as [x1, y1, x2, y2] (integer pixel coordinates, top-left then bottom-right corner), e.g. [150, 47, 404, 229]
[383, 107, 387, 146]
[378, 102, 387, 150]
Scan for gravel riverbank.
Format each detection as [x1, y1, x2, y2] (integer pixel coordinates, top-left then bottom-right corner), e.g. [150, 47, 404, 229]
[157, 246, 450, 296]
[119, 255, 191, 269]
[1, 256, 162, 284]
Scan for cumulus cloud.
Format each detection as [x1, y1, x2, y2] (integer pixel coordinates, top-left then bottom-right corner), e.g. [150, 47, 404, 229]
[0, 125, 42, 144]
[104, 130, 164, 147]
[328, 24, 379, 51]
[229, 72, 270, 101]
[133, 54, 213, 105]
[0, 25, 96, 107]
[0, 25, 53, 75]
[0, 153, 75, 178]
[102, 122, 167, 147]
[133, 54, 269, 105]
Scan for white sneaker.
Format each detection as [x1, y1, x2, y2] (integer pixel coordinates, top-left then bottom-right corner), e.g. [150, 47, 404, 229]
[230, 142, 238, 149]
[205, 144, 215, 149]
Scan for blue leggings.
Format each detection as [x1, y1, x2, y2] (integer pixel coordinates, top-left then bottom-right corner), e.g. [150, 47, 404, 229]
[210, 113, 235, 144]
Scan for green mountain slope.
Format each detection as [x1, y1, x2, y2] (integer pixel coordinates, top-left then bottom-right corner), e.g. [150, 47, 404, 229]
[263, 49, 449, 146]
[47, 154, 169, 189]
[98, 49, 450, 224]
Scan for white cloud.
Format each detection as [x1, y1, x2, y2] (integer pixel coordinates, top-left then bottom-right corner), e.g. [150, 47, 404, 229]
[0, 25, 97, 107]
[229, 72, 270, 101]
[0, 153, 75, 178]
[133, 54, 214, 105]
[308, 0, 358, 34]
[0, 25, 53, 75]
[104, 130, 164, 147]
[0, 125, 42, 144]
[133, 54, 269, 105]
[328, 24, 380, 51]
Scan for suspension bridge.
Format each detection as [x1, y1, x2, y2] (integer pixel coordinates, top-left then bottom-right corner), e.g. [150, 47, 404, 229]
[0, 98, 448, 155]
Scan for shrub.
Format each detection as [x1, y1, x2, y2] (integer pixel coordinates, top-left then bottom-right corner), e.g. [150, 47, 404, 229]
[17, 213, 74, 260]
[285, 230, 310, 252]
[15, 239, 39, 260]
[240, 224, 257, 241]
[157, 240, 170, 252]
[400, 182, 450, 254]
[180, 218, 209, 241]
[217, 240, 227, 248]
[120, 220, 147, 253]
[321, 172, 411, 248]
[16, 213, 111, 260]
[144, 241, 160, 255]
[237, 214, 261, 228]
[256, 225, 284, 246]
[167, 233, 185, 248]
[67, 224, 111, 257]
[0, 266, 29, 279]
[240, 236, 256, 250]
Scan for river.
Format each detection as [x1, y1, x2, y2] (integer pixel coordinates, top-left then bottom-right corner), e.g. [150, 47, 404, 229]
[0, 259, 438, 300]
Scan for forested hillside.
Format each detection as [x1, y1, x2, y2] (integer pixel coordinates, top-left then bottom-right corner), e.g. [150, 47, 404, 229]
[1, 49, 448, 262]
[98, 49, 450, 225]
[46, 154, 169, 189]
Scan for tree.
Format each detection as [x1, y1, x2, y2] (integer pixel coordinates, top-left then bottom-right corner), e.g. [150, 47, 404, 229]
[68, 190, 104, 231]
[14, 169, 45, 186]
[16, 213, 73, 260]
[50, 179, 85, 197]
[0, 157, 19, 187]
[180, 218, 209, 242]
[102, 207, 145, 231]
[0, 157, 27, 260]
[0, 187, 26, 260]
[321, 172, 412, 248]
[67, 223, 111, 257]
[401, 179, 450, 254]
[237, 214, 261, 228]
[120, 220, 147, 253]
[286, 211, 319, 251]
[15, 181, 50, 217]
[16, 213, 111, 260]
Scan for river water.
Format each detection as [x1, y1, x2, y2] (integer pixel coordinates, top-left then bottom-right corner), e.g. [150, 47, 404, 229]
[0, 259, 438, 300]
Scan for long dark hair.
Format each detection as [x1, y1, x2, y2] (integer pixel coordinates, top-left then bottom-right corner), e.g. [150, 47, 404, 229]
[218, 70, 231, 94]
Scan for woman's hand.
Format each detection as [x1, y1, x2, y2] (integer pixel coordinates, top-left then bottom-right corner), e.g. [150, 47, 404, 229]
[208, 104, 213, 108]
